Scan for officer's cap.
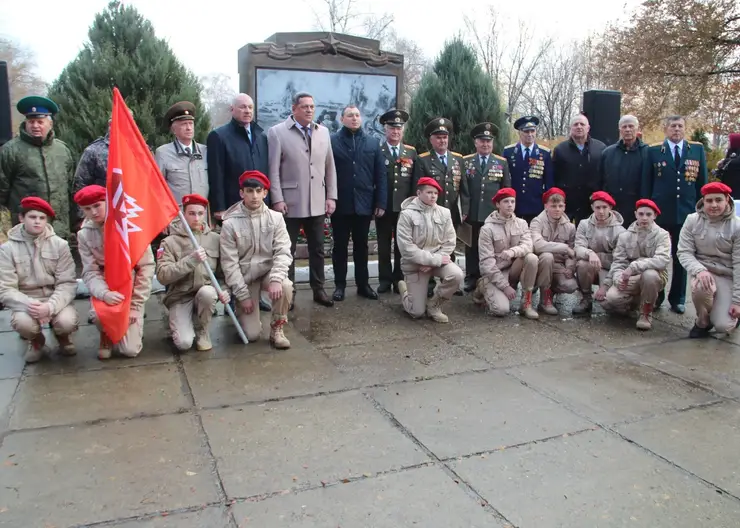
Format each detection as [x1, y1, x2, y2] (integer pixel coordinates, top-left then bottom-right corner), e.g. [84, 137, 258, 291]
[514, 116, 539, 131]
[471, 122, 498, 140]
[17, 96, 59, 118]
[425, 117, 453, 137]
[165, 101, 196, 123]
[379, 109, 409, 127]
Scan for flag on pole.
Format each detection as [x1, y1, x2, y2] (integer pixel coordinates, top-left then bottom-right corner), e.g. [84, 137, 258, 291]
[94, 87, 179, 342]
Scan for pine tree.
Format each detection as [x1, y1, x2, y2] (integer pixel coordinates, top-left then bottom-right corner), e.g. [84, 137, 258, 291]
[406, 39, 507, 156]
[690, 128, 711, 153]
[47, 1, 210, 158]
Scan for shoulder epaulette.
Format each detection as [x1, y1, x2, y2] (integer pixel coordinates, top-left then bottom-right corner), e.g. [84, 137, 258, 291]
[450, 151, 462, 157]
[493, 154, 506, 161]
[463, 153, 476, 159]
[649, 142, 664, 147]
[538, 145, 551, 152]
[687, 141, 704, 146]
[403, 144, 416, 150]
[419, 151, 430, 158]
[504, 143, 517, 149]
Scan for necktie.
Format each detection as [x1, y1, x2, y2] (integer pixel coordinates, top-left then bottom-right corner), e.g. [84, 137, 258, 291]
[440, 155, 447, 168]
[304, 127, 312, 152]
[480, 156, 487, 171]
[184, 146, 192, 157]
[674, 145, 681, 168]
[524, 147, 531, 163]
[391, 146, 398, 160]
[246, 128, 252, 145]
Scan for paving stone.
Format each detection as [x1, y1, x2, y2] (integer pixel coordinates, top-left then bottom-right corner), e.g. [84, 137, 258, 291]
[321, 335, 488, 386]
[233, 465, 502, 527]
[111, 506, 233, 527]
[618, 401, 740, 497]
[450, 430, 740, 527]
[0, 414, 219, 527]
[510, 353, 719, 424]
[543, 314, 677, 348]
[10, 364, 189, 430]
[370, 371, 592, 459]
[202, 391, 428, 498]
[652, 302, 697, 330]
[0, 336, 25, 380]
[0, 378, 18, 434]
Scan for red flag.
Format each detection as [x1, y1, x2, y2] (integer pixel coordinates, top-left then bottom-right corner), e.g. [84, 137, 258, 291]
[94, 87, 179, 342]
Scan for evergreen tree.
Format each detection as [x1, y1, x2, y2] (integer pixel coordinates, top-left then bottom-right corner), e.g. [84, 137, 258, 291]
[406, 39, 507, 156]
[47, 1, 209, 158]
[690, 128, 711, 153]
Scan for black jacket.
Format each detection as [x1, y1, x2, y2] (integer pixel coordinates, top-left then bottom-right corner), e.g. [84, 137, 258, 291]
[330, 127, 386, 216]
[717, 151, 740, 199]
[206, 119, 269, 212]
[599, 138, 648, 225]
[552, 136, 606, 221]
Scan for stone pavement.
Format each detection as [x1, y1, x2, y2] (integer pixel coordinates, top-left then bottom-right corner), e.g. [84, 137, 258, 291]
[1, 286, 740, 527]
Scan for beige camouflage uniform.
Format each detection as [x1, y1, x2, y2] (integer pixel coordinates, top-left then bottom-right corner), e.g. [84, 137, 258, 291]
[156, 218, 220, 351]
[219, 201, 293, 347]
[530, 210, 577, 314]
[77, 218, 155, 357]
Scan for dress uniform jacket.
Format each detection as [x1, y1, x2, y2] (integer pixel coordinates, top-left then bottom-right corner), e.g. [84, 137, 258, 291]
[641, 140, 707, 227]
[462, 153, 512, 223]
[412, 151, 468, 225]
[155, 141, 209, 205]
[380, 143, 417, 212]
[503, 143, 553, 217]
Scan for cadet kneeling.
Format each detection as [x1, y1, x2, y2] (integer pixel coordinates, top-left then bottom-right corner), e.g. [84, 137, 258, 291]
[156, 194, 230, 351]
[219, 171, 293, 348]
[0, 197, 79, 362]
[473, 188, 538, 319]
[601, 199, 670, 330]
[396, 177, 463, 323]
[677, 182, 740, 338]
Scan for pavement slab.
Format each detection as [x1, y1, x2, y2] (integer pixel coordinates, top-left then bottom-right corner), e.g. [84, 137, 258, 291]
[233, 465, 504, 528]
[543, 313, 678, 348]
[450, 429, 740, 528]
[111, 506, 233, 527]
[202, 391, 428, 499]
[0, 414, 219, 527]
[0, 337, 25, 380]
[0, 378, 18, 433]
[370, 370, 592, 459]
[9, 363, 189, 430]
[510, 352, 719, 425]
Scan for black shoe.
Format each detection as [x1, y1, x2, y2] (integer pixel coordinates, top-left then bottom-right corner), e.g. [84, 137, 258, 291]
[463, 278, 477, 293]
[332, 287, 346, 302]
[392, 282, 400, 294]
[377, 282, 392, 294]
[654, 290, 665, 310]
[427, 285, 435, 298]
[314, 289, 335, 307]
[454, 289, 464, 296]
[259, 298, 272, 312]
[670, 303, 686, 314]
[689, 323, 713, 338]
[289, 290, 295, 311]
[357, 285, 378, 300]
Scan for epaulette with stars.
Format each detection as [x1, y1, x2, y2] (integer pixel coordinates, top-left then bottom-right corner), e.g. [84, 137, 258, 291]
[649, 142, 664, 147]
[493, 154, 507, 161]
[450, 151, 462, 157]
[504, 143, 517, 149]
[463, 153, 476, 159]
[403, 144, 416, 150]
[419, 151, 430, 158]
[538, 145, 551, 152]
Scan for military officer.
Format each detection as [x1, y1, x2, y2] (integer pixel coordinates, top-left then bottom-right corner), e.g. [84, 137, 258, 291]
[412, 117, 467, 296]
[376, 109, 417, 294]
[503, 116, 553, 224]
[461, 122, 511, 292]
[641, 115, 707, 314]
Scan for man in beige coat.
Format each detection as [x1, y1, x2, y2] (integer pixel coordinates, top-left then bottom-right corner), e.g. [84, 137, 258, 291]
[678, 182, 740, 338]
[156, 194, 230, 351]
[530, 187, 577, 315]
[267, 92, 337, 308]
[573, 191, 626, 314]
[220, 171, 293, 348]
[474, 188, 538, 319]
[75, 185, 155, 359]
[0, 197, 78, 362]
[602, 199, 671, 330]
[397, 177, 463, 323]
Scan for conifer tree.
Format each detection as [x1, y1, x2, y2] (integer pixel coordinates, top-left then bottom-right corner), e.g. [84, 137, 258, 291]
[407, 39, 507, 155]
[47, 1, 209, 158]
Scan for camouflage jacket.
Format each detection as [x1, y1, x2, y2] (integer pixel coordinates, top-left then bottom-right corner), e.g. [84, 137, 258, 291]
[74, 133, 109, 193]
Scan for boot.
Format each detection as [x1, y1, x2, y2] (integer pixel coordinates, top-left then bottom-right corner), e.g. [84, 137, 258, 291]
[195, 327, 213, 351]
[520, 290, 539, 320]
[269, 316, 291, 349]
[55, 333, 76, 356]
[23, 335, 48, 363]
[98, 333, 113, 360]
[538, 288, 559, 315]
[472, 288, 485, 306]
[636, 302, 653, 331]
[572, 293, 593, 315]
[426, 293, 450, 323]
[397, 280, 408, 298]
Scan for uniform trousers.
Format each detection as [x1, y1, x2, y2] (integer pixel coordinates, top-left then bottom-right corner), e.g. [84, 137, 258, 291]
[90, 305, 144, 357]
[666, 226, 687, 305]
[464, 221, 484, 281]
[167, 285, 218, 350]
[536, 253, 578, 293]
[235, 275, 293, 341]
[403, 263, 463, 318]
[285, 215, 326, 291]
[601, 269, 665, 312]
[692, 274, 737, 334]
[477, 254, 538, 316]
[331, 214, 372, 288]
[576, 261, 609, 294]
[11, 305, 79, 340]
[376, 211, 402, 285]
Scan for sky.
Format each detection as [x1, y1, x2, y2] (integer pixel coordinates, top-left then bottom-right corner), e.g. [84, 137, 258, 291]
[0, 0, 638, 92]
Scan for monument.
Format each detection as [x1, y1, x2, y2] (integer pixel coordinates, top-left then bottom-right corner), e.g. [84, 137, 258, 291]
[238, 32, 404, 139]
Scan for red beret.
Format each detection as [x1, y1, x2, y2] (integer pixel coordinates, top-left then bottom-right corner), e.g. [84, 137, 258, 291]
[590, 191, 616, 207]
[182, 194, 209, 208]
[20, 197, 55, 218]
[417, 177, 442, 194]
[74, 185, 107, 206]
[636, 199, 661, 215]
[701, 182, 732, 196]
[493, 188, 516, 203]
[239, 170, 270, 190]
[542, 187, 566, 204]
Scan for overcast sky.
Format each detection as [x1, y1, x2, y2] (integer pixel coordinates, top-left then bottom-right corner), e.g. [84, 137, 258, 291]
[1, 0, 638, 91]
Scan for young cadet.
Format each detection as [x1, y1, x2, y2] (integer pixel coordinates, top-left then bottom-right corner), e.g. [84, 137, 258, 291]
[573, 191, 626, 314]
[396, 177, 464, 323]
[156, 194, 230, 351]
[530, 187, 577, 315]
[677, 182, 740, 338]
[75, 185, 156, 359]
[0, 197, 78, 362]
[602, 199, 671, 330]
[219, 170, 293, 348]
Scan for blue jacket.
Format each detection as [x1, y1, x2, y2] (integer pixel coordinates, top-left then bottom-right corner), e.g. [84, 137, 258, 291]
[330, 127, 386, 216]
[642, 140, 707, 227]
[502, 142, 553, 216]
[206, 119, 269, 213]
